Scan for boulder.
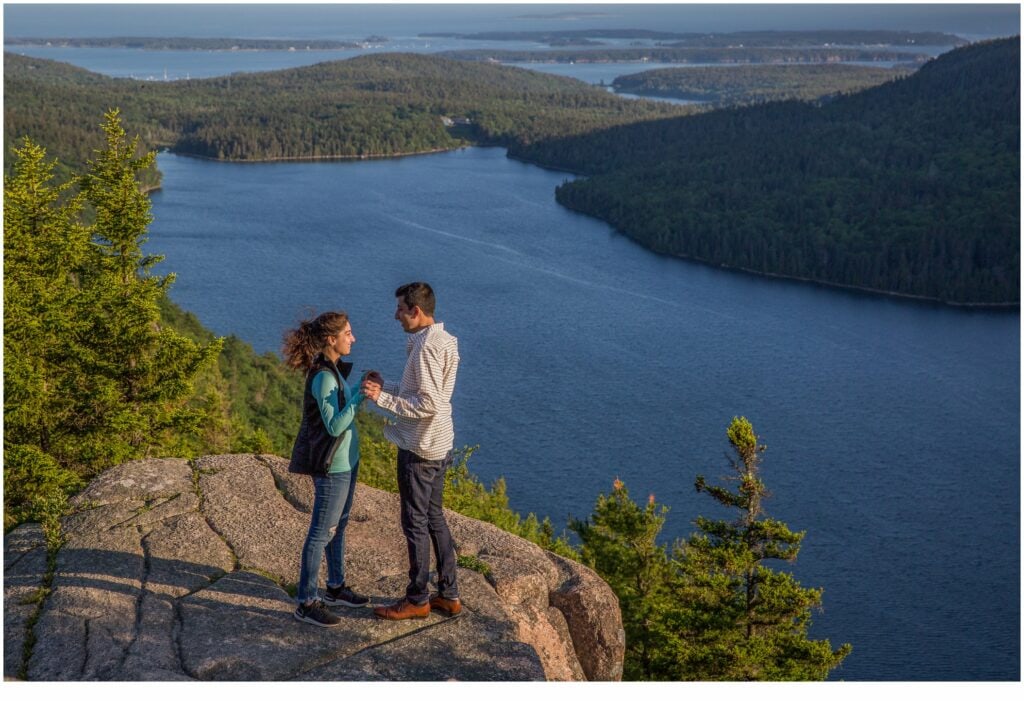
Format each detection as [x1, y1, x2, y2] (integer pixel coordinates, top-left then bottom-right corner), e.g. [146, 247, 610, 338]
[5, 454, 624, 681]
[547, 552, 627, 681]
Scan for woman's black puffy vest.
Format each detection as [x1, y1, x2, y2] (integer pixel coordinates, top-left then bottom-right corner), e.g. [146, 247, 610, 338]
[288, 354, 353, 476]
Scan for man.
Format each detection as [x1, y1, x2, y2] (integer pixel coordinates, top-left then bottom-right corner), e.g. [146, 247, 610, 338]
[362, 281, 462, 620]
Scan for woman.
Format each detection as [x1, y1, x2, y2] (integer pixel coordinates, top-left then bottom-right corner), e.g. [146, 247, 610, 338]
[284, 310, 370, 627]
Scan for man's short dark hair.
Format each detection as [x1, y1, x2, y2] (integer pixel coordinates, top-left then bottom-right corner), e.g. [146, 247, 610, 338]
[396, 281, 436, 316]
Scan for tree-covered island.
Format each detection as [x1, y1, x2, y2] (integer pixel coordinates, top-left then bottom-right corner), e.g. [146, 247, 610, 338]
[611, 64, 915, 106]
[440, 46, 928, 65]
[4, 36, 368, 50]
[3, 50, 689, 181]
[422, 28, 964, 47]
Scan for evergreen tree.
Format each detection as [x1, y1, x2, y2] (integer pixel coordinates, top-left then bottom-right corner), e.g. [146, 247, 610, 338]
[570, 479, 677, 679]
[70, 109, 222, 468]
[573, 419, 851, 680]
[3, 111, 222, 527]
[3, 138, 89, 527]
[671, 416, 851, 680]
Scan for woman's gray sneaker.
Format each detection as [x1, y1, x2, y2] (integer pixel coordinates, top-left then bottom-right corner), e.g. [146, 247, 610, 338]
[294, 599, 342, 627]
[324, 584, 370, 607]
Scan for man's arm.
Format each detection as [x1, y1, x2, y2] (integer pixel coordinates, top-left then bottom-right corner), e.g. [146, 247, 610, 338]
[375, 345, 448, 419]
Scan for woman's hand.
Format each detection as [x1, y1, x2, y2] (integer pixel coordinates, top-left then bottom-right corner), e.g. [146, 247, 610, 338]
[361, 370, 383, 402]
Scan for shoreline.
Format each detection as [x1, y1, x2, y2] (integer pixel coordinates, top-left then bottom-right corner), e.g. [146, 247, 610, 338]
[168, 145, 466, 163]
[501, 153, 1018, 311]
[630, 233, 1021, 310]
[161, 145, 1020, 311]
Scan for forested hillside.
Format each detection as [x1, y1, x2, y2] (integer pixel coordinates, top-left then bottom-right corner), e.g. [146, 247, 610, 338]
[514, 38, 1020, 305]
[3, 51, 687, 179]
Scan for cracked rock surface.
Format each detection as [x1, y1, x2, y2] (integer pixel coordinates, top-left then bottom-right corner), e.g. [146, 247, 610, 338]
[5, 454, 624, 681]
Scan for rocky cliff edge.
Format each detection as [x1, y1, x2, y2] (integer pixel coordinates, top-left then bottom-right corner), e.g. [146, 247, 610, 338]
[4, 454, 624, 681]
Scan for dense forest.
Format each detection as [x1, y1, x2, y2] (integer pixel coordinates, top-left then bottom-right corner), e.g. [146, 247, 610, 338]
[512, 38, 1020, 305]
[612, 64, 914, 106]
[440, 46, 923, 64]
[4, 37, 365, 50]
[3, 51, 688, 182]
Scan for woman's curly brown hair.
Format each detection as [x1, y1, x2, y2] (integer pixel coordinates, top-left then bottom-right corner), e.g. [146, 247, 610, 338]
[282, 310, 349, 370]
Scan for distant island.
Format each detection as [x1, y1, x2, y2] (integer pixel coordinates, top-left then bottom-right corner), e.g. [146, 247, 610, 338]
[440, 46, 930, 65]
[657, 29, 965, 47]
[612, 64, 915, 106]
[421, 29, 965, 47]
[421, 29, 687, 41]
[3, 37, 370, 50]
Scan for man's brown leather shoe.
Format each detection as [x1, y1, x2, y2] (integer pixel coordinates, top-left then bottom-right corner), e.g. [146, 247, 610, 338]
[429, 595, 462, 617]
[373, 598, 430, 620]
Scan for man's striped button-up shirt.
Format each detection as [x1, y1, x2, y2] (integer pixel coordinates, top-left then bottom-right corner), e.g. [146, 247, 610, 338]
[374, 322, 459, 461]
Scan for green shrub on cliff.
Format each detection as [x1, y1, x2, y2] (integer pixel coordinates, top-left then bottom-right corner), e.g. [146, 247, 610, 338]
[571, 480, 677, 679]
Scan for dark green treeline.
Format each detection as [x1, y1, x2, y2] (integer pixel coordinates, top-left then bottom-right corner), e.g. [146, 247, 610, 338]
[516, 38, 1020, 305]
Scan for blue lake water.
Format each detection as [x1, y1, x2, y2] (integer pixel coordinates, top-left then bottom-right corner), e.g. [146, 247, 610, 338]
[145, 149, 1020, 682]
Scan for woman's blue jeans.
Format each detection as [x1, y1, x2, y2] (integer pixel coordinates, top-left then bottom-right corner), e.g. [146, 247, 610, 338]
[297, 464, 358, 604]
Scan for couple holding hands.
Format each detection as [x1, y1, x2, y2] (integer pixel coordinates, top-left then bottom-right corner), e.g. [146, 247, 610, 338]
[284, 281, 462, 628]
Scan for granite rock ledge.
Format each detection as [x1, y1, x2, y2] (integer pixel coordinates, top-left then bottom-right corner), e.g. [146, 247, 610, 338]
[4, 454, 624, 681]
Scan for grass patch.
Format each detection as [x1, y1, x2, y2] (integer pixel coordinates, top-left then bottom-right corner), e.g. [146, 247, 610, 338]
[19, 505, 66, 679]
[457, 554, 493, 577]
[243, 567, 295, 598]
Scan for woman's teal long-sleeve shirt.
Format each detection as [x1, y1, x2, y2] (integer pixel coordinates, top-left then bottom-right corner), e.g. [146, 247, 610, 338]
[311, 370, 362, 473]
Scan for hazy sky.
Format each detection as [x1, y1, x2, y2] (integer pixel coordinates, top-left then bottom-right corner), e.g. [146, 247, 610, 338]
[3, 3, 1020, 39]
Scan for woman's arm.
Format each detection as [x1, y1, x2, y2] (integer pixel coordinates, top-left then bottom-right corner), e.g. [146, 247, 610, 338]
[311, 371, 362, 437]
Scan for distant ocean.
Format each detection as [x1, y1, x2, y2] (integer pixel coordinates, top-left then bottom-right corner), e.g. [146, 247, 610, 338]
[3, 3, 1019, 42]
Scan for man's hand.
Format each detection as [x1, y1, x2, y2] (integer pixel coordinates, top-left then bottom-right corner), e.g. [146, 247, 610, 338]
[362, 371, 383, 402]
[363, 381, 382, 402]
